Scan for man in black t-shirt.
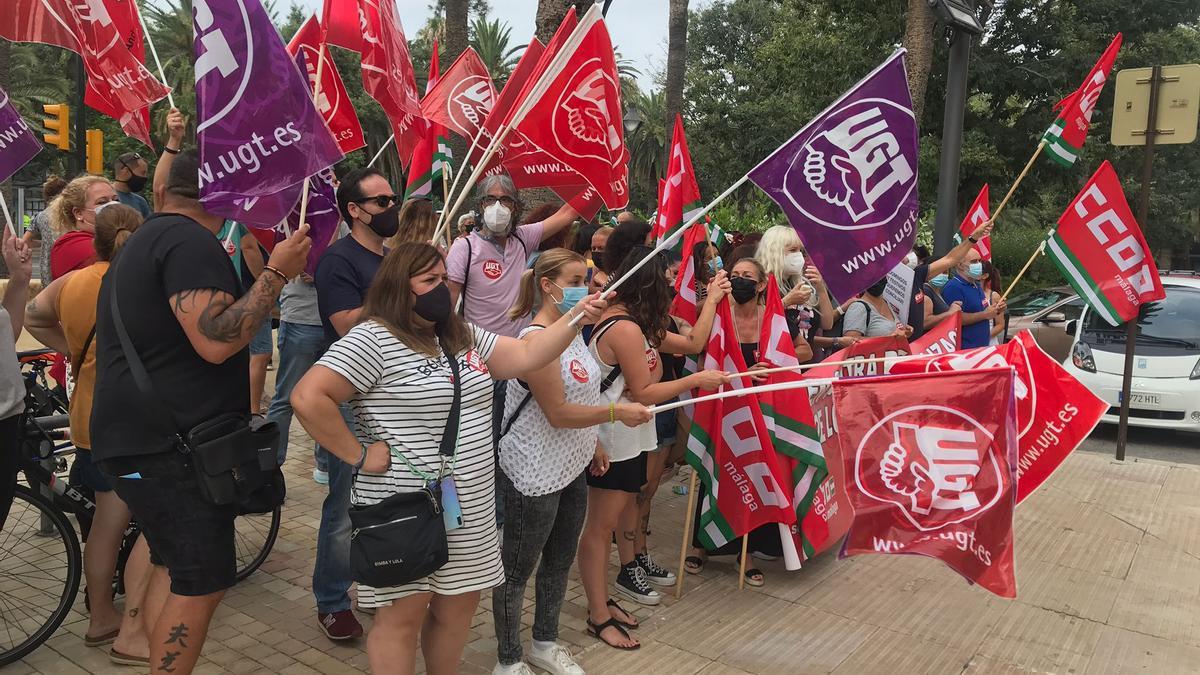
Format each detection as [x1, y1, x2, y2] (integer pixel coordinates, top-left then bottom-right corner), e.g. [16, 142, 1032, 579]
[92, 150, 310, 674]
[306, 167, 395, 641]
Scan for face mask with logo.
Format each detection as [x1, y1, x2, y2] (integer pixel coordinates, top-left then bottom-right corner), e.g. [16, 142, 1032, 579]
[967, 262, 984, 279]
[552, 282, 588, 314]
[784, 252, 806, 276]
[865, 278, 888, 297]
[929, 273, 950, 288]
[730, 276, 759, 305]
[483, 202, 512, 234]
[413, 282, 451, 331]
[361, 204, 401, 238]
[124, 175, 148, 193]
[707, 256, 724, 274]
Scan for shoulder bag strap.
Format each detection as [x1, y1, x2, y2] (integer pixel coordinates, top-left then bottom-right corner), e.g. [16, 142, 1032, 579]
[438, 340, 462, 459]
[70, 325, 97, 385]
[459, 237, 473, 317]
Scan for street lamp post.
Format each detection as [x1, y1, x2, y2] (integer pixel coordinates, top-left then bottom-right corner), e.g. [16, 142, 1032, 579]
[930, 0, 986, 256]
[623, 108, 645, 135]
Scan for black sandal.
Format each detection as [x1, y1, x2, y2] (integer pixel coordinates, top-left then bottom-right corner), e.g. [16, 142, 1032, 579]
[736, 555, 765, 587]
[684, 555, 705, 575]
[606, 598, 639, 629]
[587, 617, 640, 651]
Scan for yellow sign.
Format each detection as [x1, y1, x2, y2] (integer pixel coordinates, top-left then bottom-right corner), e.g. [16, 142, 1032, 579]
[1111, 64, 1200, 146]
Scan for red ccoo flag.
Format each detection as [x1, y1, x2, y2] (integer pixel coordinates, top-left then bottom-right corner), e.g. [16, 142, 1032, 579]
[356, 0, 426, 166]
[288, 15, 366, 155]
[653, 114, 703, 249]
[958, 185, 991, 260]
[420, 48, 496, 142]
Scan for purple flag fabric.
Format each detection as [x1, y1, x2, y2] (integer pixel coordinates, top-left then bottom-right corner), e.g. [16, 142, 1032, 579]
[0, 85, 42, 184]
[194, 0, 342, 228]
[283, 167, 341, 276]
[747, 50, 919, 304]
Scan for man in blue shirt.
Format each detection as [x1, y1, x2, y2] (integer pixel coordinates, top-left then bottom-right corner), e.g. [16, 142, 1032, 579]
[112, 152, 153, 218]
[940, 249, 1005, 349]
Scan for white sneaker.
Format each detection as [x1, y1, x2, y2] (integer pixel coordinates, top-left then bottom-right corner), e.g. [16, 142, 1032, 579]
[528, 643, 585, 675]
[492, 662, 535, 675]
[313, 468, 330, 485]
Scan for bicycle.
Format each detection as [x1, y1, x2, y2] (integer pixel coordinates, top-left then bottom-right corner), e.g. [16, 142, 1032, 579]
[0, 350, 281, 666]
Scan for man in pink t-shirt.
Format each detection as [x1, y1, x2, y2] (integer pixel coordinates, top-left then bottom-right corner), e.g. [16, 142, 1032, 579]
[446, 174, 578, 338]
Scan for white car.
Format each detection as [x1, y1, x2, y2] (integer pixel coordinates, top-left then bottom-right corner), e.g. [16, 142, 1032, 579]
[1062, 275, 1200, 434]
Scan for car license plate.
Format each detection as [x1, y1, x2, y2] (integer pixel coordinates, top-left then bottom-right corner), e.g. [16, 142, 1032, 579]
[1119, 391, 1162, 407]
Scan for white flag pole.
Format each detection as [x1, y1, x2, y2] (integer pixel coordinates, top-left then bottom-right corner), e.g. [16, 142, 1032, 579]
[568, 174, 748, 327]
[0, 191, 18, 239]
[135, 4, 175, 110]
[648, 376, 835, 415]
[429, 126, 488, 245]
[368, 134, 395, 168]
[295, 32, 335, 229]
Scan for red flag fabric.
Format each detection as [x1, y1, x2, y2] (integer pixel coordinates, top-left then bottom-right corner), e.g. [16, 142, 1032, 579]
[802, 384, 855, 558]
[910, 313, 961, 355]
[653, 114, 703, 244]
[468, 38, 545, 168]
[1, 0, 170, 147]
[322, 0, 361, 51]
[891, 332, 1106, 504]
[1042, 34, 1122, 167]
[958, 185, 991, 260]
[836, 367, 1019, 598]
[357, 0, 426, 166]
[287, 15, 366, 155]
[803, 334, 912, 380]
[405, 39, 449, 199]
[669, 222, 708, 325]
[420, 48, 496, 142]
[1046, 160, 1165, 326]
[511, 11, 629, 209]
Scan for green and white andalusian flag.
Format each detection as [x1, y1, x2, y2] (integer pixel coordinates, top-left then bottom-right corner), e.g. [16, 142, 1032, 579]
[1040, 34, 1122, 167]
[405, 43, 452, 199]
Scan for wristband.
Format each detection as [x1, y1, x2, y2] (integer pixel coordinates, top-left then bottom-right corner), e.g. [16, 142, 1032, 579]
[609, 403, 615, 424]
[263, 265, 289, 283]
[163, 146, 181, 155]
[968, 235, 978, 244]
[354, 444, 368, 470]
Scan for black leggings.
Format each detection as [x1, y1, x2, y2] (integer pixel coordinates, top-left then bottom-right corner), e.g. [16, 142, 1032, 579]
[0, 414, 22, 532]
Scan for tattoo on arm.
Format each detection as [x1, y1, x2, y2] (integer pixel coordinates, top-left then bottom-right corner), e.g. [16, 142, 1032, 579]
[172, 273, 284, 344]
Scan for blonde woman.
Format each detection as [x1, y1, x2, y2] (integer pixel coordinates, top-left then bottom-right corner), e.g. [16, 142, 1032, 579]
[48, 175, 118, 280]
[391, 198, 440, 249]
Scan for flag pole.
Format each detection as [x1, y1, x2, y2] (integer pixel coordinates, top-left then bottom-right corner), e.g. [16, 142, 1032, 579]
[368, 134, 395, 168]
[723, 350, 955, 381]
[441, 162, 454, 249]
[0, 191, 18, 238]
[135, 4, 175, 110]
[674, 470, 699, 599]
[296, 31, 333, 228]
[999, 230, 1054, 302]
[649, 377, 835, 415]
[430, 127, 486, 245]
[569, 175, 748, 327]
[737, 537, 749, 590]
[988, 141, 1046, 228]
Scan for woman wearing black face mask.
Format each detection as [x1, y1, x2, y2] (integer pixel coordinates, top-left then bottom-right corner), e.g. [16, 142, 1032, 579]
[292, 243, 606, 675]
[841, 275, 914, 340]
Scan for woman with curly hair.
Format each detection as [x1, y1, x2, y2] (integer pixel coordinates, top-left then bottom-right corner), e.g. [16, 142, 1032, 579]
[48, 175, 118, 280]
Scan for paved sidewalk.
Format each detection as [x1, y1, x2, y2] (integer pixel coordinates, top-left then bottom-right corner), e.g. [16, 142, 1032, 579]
[12, 421, 1200, 674]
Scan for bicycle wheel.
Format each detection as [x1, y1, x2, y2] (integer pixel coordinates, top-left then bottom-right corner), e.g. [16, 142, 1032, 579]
[233, 505, 280, 582]
[0, 484, 82, 667]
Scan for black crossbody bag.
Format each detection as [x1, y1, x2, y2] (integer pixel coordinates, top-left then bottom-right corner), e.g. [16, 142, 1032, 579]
[348, 342, 461, 587]
[109, 275, 285, 514]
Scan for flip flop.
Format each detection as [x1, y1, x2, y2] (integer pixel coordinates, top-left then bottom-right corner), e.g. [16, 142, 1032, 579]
[606, 598, 639, 629]
[684, 555, 705, 575]
[743, 567, 765, 587]
[84, 628, 119, 648]
[587, 617, 640, 651]
[109, 647, 150, 666]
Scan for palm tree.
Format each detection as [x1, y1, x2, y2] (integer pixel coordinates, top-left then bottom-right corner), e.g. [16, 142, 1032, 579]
[535, 0, 587, 43]
[902, 0, 936, 125]
[470, 17, 524, 84]
[663, 0, 689, 140]
[623, 84, 668, 213]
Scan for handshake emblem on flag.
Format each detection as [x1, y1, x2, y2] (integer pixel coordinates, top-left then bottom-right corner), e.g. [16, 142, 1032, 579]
[556, 60, 623, 158]
[450, 77, 494, 131]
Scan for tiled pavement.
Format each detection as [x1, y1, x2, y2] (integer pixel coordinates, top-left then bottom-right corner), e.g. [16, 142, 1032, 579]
[9, 364, 1200, 673]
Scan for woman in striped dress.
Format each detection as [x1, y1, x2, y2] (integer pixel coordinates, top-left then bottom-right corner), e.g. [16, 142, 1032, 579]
[292, 243, 606, 675]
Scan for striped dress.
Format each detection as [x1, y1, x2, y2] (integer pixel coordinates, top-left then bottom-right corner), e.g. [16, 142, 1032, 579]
[318, 320, 503, 604]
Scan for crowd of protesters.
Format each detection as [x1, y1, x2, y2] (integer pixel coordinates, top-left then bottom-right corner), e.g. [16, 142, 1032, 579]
[0, 106, 1003, 675]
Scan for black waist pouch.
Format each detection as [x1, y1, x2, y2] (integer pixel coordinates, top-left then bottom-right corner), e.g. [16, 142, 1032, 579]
[349, 484, 448, 587]
[185, 413, 285, 513]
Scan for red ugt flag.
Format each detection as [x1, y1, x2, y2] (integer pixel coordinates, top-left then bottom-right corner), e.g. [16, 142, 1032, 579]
[420, 48, 496, 142]
[1046, 160, 1165, 326]
[469, 38, 545, 168]
[1, 0, 170, 147]
[958, 185, 991, 260]
[357, 0, 426, 166]
[512, 9, 629, 209]
[287, 15, 366, 155]
[654, 114, 703, 248]
[322, 0, 361, 52]
[836, 367, 1019, 597]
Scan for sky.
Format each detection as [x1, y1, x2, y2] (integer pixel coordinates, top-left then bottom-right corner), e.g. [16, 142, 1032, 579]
[294, 1, 710, 92]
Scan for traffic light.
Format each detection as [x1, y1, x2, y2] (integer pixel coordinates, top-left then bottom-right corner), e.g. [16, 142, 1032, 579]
[86, 129, 104, 175]
[42, 104, 70, 151]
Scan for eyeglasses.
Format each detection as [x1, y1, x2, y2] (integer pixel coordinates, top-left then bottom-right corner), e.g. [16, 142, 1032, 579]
[354, 195, 400, 209]
[481, 195, 516, 209]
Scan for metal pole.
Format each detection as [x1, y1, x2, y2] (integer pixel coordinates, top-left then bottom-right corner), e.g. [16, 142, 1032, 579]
[72, 54, 86, 177]
[932, 27, 973, 256]
[1117, 64, 1163, 462]
[602, 0, 614, 16]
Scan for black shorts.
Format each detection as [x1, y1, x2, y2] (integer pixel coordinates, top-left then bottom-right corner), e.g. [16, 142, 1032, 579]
[586, 451, 648, 493]
[72, 448, 112, 492]
[99, 452, 237, 596]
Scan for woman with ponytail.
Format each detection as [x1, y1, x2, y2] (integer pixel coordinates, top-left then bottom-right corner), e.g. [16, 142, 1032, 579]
[492, 248, 651, 674]
[26, 203, 152, 663]
[47, 175, 118, 280]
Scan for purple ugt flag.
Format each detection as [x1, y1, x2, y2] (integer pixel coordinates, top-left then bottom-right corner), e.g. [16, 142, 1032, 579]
[283, 167, 341, 277]
[748, 50, 919, 304]
[0, 85, 43, 184]
[194, 0, 342, 228]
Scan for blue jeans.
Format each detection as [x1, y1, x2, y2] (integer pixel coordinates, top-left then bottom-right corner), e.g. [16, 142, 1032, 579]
[266, 321, 328, 467]
[313, 440, 353, 613]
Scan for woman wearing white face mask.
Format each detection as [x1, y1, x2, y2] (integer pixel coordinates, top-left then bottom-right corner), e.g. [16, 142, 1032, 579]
[758, 225, 832, 358]
[48, 176, 119, 280]
[492, 248, 651, 675]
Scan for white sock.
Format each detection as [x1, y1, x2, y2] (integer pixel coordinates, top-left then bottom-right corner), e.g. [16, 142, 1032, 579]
[532, 640, 556, 653]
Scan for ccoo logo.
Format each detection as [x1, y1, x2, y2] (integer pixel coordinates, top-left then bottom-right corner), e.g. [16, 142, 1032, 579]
[552, 58, 623, 168]
[855, 405, 1002, 532]
[783, 99, 916, 231]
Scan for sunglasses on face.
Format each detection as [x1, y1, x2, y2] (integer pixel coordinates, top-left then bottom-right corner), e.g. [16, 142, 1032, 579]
[480, 195, 516, 208]
[354, 195, 399, 209]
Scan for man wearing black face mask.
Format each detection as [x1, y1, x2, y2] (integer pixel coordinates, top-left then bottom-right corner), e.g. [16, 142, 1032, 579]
[305, 166, 399, 642]
[112, 152, 152, 219]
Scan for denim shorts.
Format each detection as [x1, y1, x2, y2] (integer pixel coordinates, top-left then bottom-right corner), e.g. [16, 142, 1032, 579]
[72, 448, 112, 492]
[249, 316, 273, 356]
[100, 453, 237, 596]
